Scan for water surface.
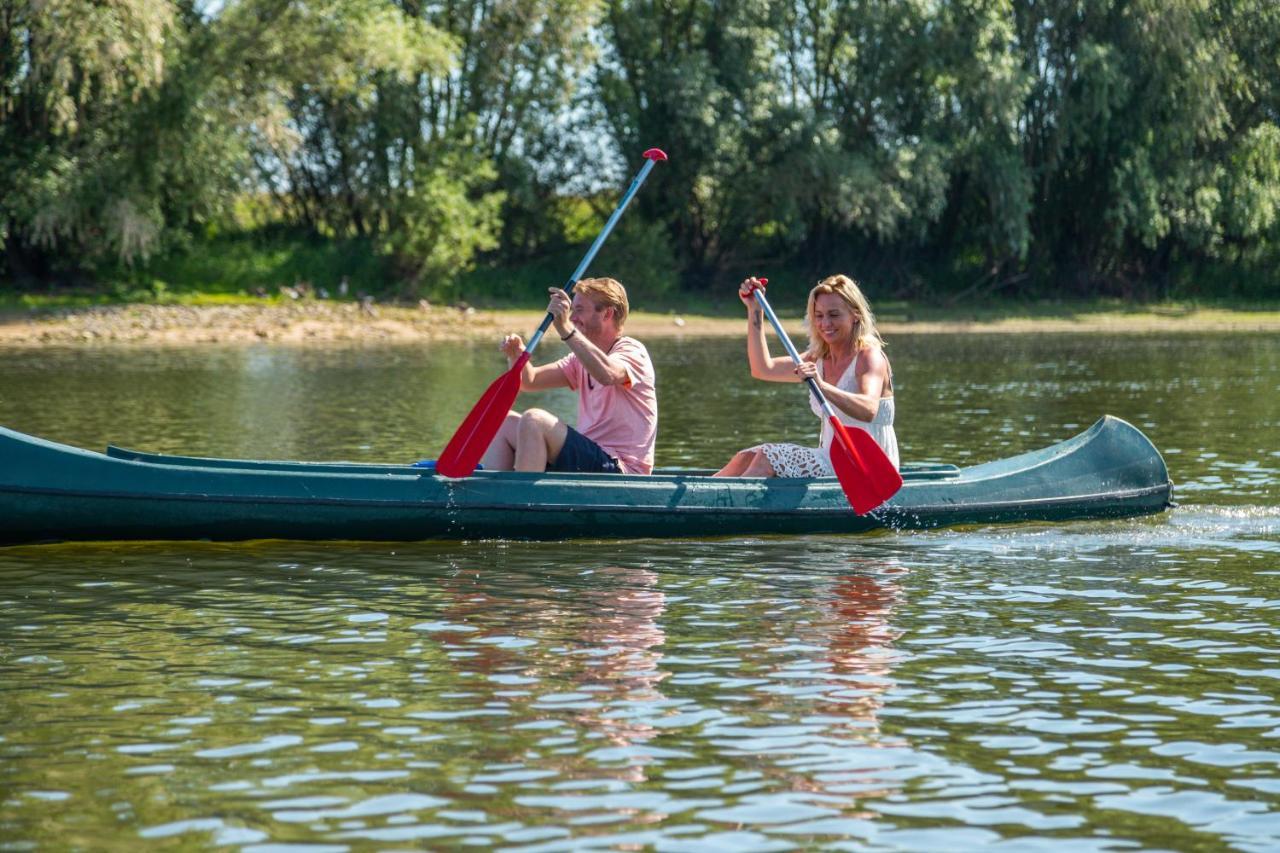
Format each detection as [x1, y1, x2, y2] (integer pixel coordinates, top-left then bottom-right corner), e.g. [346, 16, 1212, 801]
[1, 333, 1277, 849]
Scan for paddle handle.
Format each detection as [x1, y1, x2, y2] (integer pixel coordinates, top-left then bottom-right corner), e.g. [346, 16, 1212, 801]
[524, 148, 668, 355]
[750, 284, 842, 424]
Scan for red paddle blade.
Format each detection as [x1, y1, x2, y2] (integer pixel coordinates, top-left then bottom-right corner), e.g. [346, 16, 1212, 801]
[436, 354, 529, 478]
[828, 419, 904, 515]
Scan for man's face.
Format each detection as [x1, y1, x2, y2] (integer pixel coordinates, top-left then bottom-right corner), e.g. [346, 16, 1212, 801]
[571, 293, 613, 338]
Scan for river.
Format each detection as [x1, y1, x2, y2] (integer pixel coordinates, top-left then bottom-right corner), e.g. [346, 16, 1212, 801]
[1, 332, 1277, 848]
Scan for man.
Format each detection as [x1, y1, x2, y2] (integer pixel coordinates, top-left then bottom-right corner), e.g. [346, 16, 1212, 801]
[480, 277, 658, 475]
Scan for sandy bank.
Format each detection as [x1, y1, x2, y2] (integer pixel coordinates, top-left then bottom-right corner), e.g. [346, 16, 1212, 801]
[1, 301, 1278, 347]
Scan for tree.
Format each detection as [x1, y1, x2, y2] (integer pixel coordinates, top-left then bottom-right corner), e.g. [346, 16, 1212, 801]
[597, 0, 781, 283]
[1, 0, 178, 282]
[1008, 0, 1280, 293]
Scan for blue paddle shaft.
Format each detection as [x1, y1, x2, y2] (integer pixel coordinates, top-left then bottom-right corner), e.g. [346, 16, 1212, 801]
[752, 288, 839, 421]
[524, 156, 662, 355]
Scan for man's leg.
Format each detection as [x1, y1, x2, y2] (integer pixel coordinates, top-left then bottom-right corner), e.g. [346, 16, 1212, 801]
[479, 411, 522, 470]
[514, 408, 569, 472]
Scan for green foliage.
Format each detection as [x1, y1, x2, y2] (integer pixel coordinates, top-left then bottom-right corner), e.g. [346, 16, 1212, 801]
[452, 216, 678, 306]
[383, 152, 506, 290]
[591, 218, 680, 296]
[597, 0, 781, 279]
[106, 228, 393, 299]
[0, 0, 256, 288]
[3, 0, 1279, 300]
[1, 0, 176, 274]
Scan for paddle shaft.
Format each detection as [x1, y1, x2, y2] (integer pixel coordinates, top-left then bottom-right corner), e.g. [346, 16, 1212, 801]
[745, 280, 903, 514]
[523, 155, 663, 356]
[751, 288, 845, 426]
[435, 148, 666, 478]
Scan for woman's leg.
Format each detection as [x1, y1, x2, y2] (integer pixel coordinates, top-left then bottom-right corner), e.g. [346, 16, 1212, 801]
[713, 448, 756, 477]
[742, 449, 777, 477]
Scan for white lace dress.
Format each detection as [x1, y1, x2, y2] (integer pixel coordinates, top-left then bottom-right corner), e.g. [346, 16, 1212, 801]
[755, 357, 899, 478]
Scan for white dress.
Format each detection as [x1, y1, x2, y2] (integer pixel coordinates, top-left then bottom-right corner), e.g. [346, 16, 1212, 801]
[756, 356, 899, 478]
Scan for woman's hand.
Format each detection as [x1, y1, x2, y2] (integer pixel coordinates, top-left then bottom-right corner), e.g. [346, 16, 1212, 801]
[738, 277, 765, 310]
[500, 334, 526, 363]
[794, 360, 821, 384]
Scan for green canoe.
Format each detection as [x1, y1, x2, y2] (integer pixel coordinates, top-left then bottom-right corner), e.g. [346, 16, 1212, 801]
[0, 416, 1172, 546]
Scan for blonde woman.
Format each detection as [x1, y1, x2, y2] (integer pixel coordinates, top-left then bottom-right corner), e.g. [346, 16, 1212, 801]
[714, 274, 899, 478]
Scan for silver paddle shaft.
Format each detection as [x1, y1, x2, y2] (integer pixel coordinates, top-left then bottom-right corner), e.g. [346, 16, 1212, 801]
[752, 288, 840, 421]
[525, 156, 662, 355]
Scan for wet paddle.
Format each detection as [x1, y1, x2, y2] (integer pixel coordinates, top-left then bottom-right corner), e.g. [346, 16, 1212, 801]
[750, 279, 903, 514]
[435, 148, 668, 478]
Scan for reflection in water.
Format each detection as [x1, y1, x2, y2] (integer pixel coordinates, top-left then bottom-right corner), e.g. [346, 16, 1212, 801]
[569, 567, 668, 764]
[1, 532, 1279, 847]
[826, 569, 901, 734]
[435, 564, 669, 786]
[794, 562, 908, 812]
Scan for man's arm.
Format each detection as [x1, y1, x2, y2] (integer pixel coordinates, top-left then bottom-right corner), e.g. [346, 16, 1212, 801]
[500, 334, 571, 392]
[545, 285, 631, 387]
[522, 362, 571, 391]
[563, 334, 632, 387]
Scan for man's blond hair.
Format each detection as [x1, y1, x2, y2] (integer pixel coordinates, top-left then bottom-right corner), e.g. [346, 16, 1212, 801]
[575, 277, 629, 328]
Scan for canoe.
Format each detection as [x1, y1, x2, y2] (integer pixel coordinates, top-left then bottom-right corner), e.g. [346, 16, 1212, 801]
[0, 416, 1172, 545]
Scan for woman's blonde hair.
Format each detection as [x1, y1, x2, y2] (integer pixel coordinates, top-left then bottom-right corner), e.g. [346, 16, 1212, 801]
[805, 274, 885, 360]
[575, 277, 629, 328]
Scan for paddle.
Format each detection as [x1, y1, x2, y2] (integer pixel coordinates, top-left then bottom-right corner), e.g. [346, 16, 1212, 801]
[749, 278, 903, 514]
[435, 148, 668, 478]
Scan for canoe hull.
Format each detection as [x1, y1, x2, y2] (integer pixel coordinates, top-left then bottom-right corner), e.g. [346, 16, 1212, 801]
[0, 416, 1172, 545]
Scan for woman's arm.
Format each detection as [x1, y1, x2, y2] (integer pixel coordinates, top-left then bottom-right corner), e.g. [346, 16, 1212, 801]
[741, 278, 802, 383]
[807, 347, 889, 422]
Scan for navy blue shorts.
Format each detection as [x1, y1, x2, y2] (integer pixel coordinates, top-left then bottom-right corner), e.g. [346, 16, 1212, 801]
[549, 426, 622, 474]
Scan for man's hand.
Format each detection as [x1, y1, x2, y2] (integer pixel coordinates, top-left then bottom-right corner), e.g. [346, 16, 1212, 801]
[548, 287, 573, 336]
[500, 334, 526, 363]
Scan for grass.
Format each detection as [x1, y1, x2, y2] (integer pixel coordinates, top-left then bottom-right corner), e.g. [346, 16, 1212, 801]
[871, 296, 1280, 325]
[4, 228, 1278, 324]
[1, 228, 391, 308]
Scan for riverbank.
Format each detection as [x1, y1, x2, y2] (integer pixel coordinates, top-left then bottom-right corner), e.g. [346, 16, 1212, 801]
[2, 299, 1279, 346]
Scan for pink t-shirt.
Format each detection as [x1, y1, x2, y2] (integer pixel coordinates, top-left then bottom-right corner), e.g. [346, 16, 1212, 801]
[554, 336, 658, 474]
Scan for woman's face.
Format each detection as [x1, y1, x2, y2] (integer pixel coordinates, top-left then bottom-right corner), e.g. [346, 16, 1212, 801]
[812, 292, 858, 345]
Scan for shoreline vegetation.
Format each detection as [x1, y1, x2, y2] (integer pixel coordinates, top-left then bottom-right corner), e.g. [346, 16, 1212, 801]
[7, 1, 1280, 314]
[3, 297, 1279, 347]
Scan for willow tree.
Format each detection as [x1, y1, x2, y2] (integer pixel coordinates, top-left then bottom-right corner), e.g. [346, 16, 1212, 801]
[594, 0, 1030, 288]
[763, 0, 1030, 286]
[230, 0, 601, 287]
[597, 0, 783, 282]
[1007, 0, 1280, 293]
[2, 0, 177, 281]
[415, 0, 606, 260]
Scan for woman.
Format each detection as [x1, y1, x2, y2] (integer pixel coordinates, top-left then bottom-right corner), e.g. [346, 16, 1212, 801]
[713, 274, 899, 478]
